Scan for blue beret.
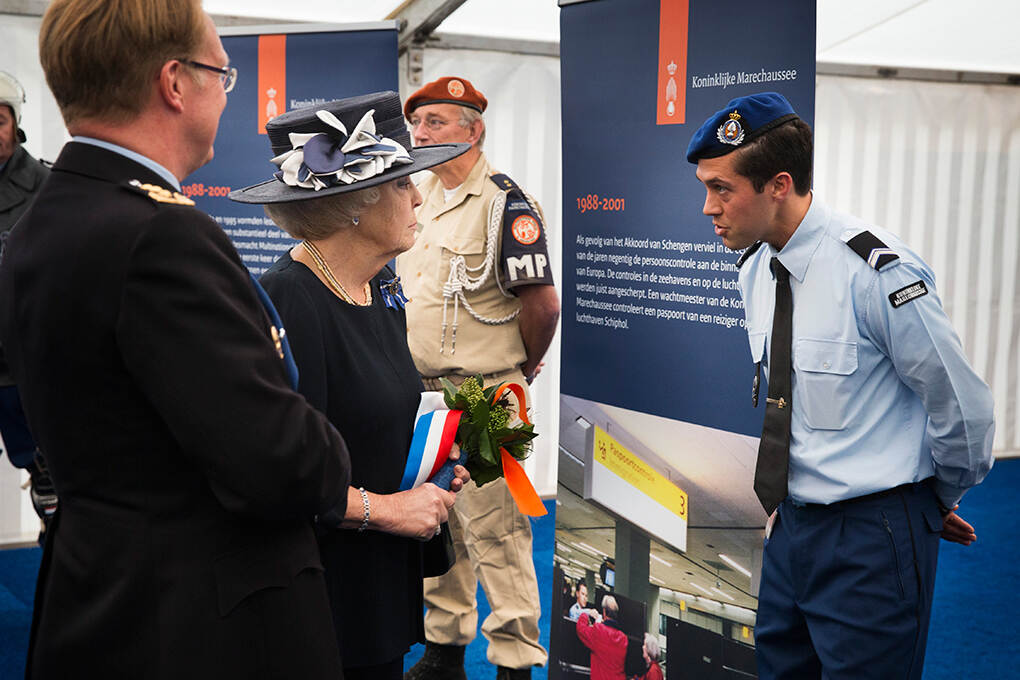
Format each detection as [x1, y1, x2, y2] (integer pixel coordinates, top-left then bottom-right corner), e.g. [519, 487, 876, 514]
[685, 92, 800, 163]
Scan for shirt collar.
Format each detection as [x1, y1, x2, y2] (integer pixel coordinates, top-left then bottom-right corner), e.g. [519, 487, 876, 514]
[774, 194, 827, 282]
[71, 136, 181, 191]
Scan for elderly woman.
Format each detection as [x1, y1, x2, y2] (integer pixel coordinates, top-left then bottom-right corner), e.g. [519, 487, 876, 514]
[639, 633, 664, 680]
[230, 92, 471, 680]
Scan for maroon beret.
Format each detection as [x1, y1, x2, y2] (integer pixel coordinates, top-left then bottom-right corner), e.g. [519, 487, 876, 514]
[404, 76, 487, 120]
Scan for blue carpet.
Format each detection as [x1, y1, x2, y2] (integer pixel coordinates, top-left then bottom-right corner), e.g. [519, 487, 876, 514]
[0, 546, 40, 680]
[3, 465, 1016, 680]
[922, 457, 1019, 680]
[404, 499, 555, 680]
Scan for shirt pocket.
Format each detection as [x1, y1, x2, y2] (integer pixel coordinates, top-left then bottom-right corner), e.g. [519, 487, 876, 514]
[439, 233, 486, 276]
[794, 338, 858, 430]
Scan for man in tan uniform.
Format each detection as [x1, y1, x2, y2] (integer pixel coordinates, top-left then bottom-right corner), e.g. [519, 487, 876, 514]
[398, 77, 560, 680]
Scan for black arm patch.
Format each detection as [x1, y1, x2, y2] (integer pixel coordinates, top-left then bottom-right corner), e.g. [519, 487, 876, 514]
[736, 240, 763, 268]
[846, 231, 899, 270]
[889, 280, 928, 308]
[489, 173, 553, 291]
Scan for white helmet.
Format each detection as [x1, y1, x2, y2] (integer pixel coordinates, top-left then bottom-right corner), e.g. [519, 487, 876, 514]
[0, 71, 26, 142]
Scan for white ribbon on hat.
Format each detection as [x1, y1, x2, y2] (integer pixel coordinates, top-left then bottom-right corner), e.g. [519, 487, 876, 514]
[271, 109, 412, 191]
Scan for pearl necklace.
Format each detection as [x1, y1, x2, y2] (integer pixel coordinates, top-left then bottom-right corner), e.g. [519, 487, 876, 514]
[303, 241, 372, 306]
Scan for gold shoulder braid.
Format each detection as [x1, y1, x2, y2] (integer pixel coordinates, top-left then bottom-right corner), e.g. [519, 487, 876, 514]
[127, 179, 196, 206]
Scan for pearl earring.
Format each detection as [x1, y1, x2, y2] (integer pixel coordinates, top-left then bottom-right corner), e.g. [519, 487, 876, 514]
[352, 216, 360, 226]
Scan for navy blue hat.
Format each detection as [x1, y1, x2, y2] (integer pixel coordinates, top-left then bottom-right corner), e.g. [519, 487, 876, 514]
[685, 92, 799, 163]
[230, 91, 469, 204]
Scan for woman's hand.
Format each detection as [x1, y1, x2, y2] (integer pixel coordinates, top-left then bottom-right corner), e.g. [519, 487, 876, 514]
[447, 443, 471, 493]
[337, 446, 471, 540]
[372, 484, 456, 541]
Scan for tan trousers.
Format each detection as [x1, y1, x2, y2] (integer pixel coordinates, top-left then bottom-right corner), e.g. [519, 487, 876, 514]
[421, 370, 547, 669]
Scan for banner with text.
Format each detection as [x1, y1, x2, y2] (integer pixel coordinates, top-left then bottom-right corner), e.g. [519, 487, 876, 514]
[186, 25, 399, 275]
[560, 0, 815, 437]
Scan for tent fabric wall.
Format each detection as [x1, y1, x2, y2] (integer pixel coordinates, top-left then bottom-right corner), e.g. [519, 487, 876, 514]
[814, 75, 1020, 459]
[403, 47, 563, 496]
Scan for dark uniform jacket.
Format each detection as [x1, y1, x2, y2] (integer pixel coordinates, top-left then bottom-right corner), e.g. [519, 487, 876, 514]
[0, 145, 49, 387]
[0, 145, 49, 237]
[0, 142, 351, 679]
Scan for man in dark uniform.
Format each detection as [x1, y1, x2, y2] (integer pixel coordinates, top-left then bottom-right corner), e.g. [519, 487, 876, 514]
[0, 70, 56, 539]
[0, 71, 49, 237]
[0, 1, 355, 677]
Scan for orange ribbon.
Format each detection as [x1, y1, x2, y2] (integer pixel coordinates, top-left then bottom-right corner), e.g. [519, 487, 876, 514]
[491, 382, 531, 425]
[489, 383, 544, 516]
[500, 447, 547, 517]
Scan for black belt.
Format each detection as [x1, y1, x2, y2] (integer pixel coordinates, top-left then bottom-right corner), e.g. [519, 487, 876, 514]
[793, 478, 933, 510]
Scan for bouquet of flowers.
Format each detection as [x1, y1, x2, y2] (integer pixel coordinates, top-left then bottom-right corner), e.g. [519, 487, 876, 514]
[438, 375, 537, 487]
[400, 376, 546, 517]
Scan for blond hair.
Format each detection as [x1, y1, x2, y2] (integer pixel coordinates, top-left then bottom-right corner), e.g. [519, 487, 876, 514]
[39, 0, 206, 126]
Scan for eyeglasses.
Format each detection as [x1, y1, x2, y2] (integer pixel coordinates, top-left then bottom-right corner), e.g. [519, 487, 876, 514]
[184, 60, 237, 93]
[409, 116, 451, 133]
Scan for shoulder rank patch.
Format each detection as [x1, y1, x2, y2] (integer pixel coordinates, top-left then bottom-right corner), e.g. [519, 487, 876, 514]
[736, 240, 763, 268]
[889, 280, 928, 308]
[489, 172, 553, 291]
[127, 179, 195, 206]
[843, 230, 898, 270]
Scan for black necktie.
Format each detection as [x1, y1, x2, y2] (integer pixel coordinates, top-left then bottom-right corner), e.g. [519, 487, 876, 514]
[754, 257, 792, 515]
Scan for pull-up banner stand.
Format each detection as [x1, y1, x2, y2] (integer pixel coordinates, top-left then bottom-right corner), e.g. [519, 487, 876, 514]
[560, 0, 815, 436]
[553, 3, 814, 675]
[187, 23, 400, 275]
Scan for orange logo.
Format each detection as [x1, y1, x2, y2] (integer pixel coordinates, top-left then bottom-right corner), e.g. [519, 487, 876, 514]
[511, 215, 541, 245]
[447, 79, 465, 98]
[656, 0, 689, 125]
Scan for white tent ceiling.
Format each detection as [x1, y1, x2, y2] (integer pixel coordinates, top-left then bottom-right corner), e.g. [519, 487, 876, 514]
[198, 0, 1019, 74]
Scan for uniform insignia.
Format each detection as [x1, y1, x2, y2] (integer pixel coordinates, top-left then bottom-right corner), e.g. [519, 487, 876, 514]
[843, 230, 899, 270]
[511, 215, 541, 245]
[447, 79, 465, 98]
[269, 325, 284, 359]
[736, 240, 763, 268]
[717, 111, 745, 146]
[889, 280, 928, 308]
[380, 275, 410, 310]
[127, 179, 196, 206]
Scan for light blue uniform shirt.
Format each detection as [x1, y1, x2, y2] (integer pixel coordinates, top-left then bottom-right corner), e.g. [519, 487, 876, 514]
[739, 196, 994, 508]
[71, 136, 181, 191]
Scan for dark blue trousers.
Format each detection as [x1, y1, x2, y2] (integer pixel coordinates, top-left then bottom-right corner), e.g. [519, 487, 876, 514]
[756, 481, 944, 679]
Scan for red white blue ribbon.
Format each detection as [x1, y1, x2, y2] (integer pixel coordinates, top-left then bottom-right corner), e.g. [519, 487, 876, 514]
[400, 392, 462, 491]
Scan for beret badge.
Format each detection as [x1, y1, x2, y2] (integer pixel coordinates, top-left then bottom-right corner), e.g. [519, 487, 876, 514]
[447, 79, 466, 98]
[717, 111, 745, 146]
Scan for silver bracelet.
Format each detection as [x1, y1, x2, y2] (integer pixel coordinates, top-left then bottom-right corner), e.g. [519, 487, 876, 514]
[356, 487, 370, 532]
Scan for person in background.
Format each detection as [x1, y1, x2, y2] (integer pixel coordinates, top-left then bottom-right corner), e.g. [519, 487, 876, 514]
[0, 70, 56, 542]
[0, 70, 48, 235]
[688, 91, 994, 679]
[576, 595, 627, 680]
[398, 75, 558, 680]
[230, 92, 472, 680]
[0, 1, 358, 677]
[637, 633, 663, 680]
[568, 581, 589, 621]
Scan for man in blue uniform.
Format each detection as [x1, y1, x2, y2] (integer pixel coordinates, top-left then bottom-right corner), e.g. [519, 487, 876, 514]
[687, 92, 994, 679]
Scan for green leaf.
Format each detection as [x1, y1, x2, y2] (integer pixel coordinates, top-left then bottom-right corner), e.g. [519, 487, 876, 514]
[477, 428, 496, 465]
[470, 462, 502, 487]
[470, 397, 490, 428]
[440, 377, 459, 408]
